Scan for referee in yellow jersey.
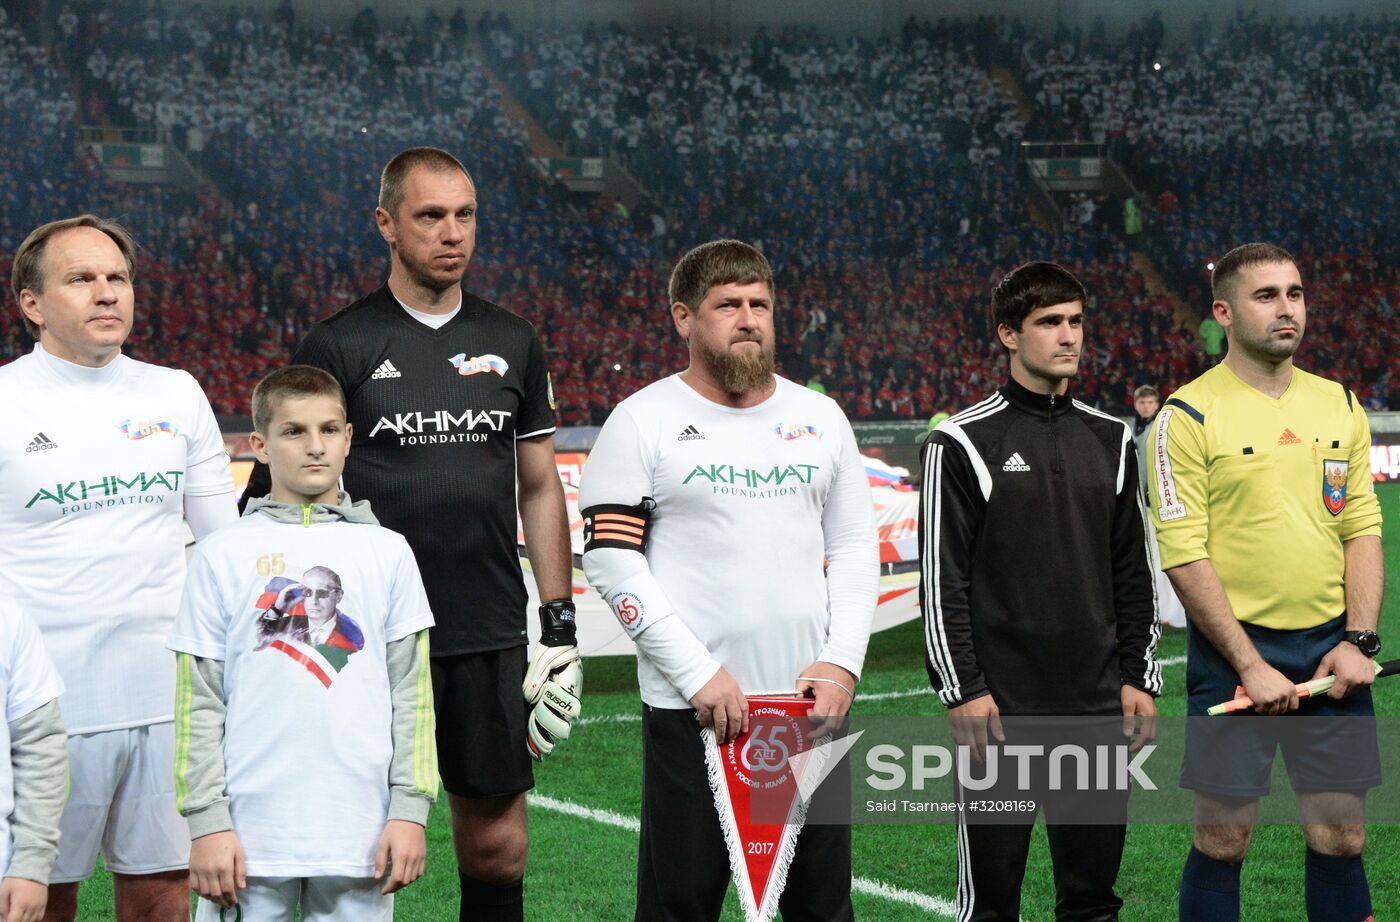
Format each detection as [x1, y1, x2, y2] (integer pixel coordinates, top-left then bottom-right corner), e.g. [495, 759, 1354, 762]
[1151, 243, 1384, 922]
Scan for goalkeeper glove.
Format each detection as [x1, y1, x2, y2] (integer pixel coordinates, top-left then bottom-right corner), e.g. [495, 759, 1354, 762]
[523, 599, 582, 761]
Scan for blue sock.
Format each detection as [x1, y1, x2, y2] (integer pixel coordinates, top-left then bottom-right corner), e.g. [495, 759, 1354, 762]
[1304, 848, 1371, 922]
[1178, 846, 1241, 922]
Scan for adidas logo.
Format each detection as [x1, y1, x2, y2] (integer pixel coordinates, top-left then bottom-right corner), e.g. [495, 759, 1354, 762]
[677, 425, 705, 442]
[1002, 452, 1030, 472]
[1277, 428, 1302, 446]
[25, 432, 56, 453]
[371, 360, 402, 380]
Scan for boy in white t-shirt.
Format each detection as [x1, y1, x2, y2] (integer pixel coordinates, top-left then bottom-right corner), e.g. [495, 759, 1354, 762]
[0, 602, 67, 922]
[169, 365, 437, 921]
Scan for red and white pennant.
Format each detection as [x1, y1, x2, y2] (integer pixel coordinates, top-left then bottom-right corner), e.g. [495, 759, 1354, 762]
[703, 695, 857, 922]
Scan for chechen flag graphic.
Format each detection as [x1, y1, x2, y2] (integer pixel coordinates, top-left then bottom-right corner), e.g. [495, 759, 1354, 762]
[703, 696, 861, 922]
[267, 639, 336, 688]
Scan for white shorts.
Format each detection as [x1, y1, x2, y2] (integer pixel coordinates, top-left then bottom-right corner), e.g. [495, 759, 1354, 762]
[51, 723, 191, 882]
[193, 876, 392, 922]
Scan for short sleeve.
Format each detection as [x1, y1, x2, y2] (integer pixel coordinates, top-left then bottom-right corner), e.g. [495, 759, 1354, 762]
[1151, 403, 1211, 569]
[577, 406, 654, 509]
[384, 537, 435, 643]
[1340, 395, 1383, 541]
[182, 373, 235, 497]
[515, 329, 557, 440]
[168, 546, 231, 660]
[4, 606, 63, 723]
[293, 323, 350, 387]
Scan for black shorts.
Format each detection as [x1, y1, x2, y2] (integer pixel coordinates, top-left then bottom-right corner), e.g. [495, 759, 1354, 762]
[1181, 615, 1380, 798]
[432, 646, 535, 799]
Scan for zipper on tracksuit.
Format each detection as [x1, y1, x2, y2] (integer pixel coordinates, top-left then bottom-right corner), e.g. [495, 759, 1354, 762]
[1049, 394, 1062, 473]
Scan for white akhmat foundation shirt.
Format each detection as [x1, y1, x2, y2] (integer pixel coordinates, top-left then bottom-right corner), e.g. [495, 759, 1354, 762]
[0, 345, 231, 732]
[581, 375, 878, 708]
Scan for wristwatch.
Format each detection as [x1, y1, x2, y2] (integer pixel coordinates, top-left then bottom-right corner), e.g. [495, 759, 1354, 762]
[1343, 630, 1382, 658]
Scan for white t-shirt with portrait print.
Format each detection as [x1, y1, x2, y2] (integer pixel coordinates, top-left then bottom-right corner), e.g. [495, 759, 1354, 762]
[170, 513, 433, 878]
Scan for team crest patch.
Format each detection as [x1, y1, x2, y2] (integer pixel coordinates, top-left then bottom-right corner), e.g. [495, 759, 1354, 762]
[118, 419, 178, 439]
[1323, 459, 1348, 516]
[449, 353, 509, 377]
[774, 422, 820, 441]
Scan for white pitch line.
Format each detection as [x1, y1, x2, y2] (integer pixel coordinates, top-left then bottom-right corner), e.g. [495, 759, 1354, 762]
[578, 669, 1185, 727]
[858, 687, 933, 702]
[579, 687, 934, 726]
[529, 794, 640, 832]
[528, 793, 960, 919]
[577, 713, 641, 727]
[851, 876, 958, 917]
[1160, 655, 1186, 667]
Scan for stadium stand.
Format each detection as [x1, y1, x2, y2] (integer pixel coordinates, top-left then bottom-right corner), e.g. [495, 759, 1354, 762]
[2, 6, 1395, 416]
[1012, 11, 1400, 407]
[484, 19, 1194, 413]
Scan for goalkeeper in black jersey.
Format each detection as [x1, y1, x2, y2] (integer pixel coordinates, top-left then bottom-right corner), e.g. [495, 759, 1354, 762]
[245, 148, 575, 922]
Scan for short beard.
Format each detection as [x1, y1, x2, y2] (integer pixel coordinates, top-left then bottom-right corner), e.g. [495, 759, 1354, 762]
[697, 338, 776, 395]
[396, 243, 466, 294]
[1256, 336, 1301, 360]
[1244, 324, 1303, 362]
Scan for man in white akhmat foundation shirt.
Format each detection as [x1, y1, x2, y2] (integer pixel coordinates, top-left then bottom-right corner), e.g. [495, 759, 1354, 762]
[580, 240, 878, 920]
[2, 215, 238, 921]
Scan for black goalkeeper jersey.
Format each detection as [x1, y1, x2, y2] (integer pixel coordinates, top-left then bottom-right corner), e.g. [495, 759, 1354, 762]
[246, 285, 556, 654]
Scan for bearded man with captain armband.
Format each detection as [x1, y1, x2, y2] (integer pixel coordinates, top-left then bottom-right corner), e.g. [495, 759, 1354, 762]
[580, 239, 878, 921]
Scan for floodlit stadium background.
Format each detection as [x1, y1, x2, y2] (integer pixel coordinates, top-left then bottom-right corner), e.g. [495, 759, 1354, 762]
[5, 0, 1400, 916]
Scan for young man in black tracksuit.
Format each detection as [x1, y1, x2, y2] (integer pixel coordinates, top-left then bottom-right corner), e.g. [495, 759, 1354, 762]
[918, 262, 1162, 921]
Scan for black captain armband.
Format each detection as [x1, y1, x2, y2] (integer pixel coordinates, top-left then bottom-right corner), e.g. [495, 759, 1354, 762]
[581, 499, 656, 553]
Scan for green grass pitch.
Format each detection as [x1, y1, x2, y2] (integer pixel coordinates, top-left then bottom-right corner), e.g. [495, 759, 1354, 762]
[77, 483, 1400, 919]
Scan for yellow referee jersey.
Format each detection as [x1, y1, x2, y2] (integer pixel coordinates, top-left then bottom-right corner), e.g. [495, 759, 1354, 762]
[1151, 363, 1382, 630]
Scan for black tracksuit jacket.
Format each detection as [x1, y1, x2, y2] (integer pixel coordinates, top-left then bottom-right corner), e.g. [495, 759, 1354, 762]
[918, 379, 1162, 716]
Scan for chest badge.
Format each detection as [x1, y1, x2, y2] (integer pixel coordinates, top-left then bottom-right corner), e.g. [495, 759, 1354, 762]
[118, 419, 179, 440]
[449, 353, 508, 377]
[774, 422, 820, 441]
[1322, 459, 1348, 516]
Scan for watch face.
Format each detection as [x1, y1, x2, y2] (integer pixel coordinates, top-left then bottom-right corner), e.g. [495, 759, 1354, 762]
[1350, 631, 1382, 656]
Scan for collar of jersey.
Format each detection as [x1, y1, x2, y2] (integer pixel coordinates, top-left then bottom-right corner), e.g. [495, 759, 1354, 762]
[671, 372, 782, 415]
[244, 491, 380, 526]
[32, 342, 127, 386]
[1000, 377, 1073, 417]
[392, 288, 463, 330]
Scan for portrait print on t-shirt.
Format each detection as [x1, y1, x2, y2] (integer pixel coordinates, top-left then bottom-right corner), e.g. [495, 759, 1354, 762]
[252, 565, 365, 687]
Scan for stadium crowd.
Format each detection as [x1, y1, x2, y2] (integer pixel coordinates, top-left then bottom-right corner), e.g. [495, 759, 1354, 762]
[1019, 12, 1400, 149]
[486, 21, 1025, 181]
[482, 17, 1201, 416]
[1008, 11, 1400, 409]
[2, 5, 1397, 418]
